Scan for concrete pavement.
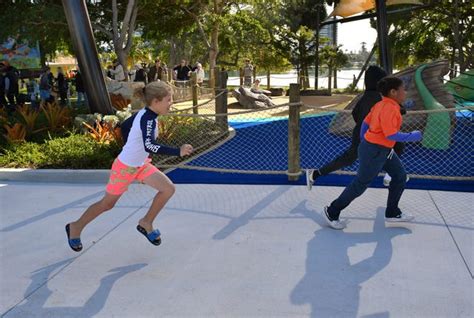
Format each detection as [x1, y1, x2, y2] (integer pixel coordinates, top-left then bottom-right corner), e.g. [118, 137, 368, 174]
[0, 181, 472, 317]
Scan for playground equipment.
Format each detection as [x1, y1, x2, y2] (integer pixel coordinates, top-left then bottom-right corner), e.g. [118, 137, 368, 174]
[329, 60, 455, 150]
[415, 65, 452, 150]
[445, 70, 474, 102]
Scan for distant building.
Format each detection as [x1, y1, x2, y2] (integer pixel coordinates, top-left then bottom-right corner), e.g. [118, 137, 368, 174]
[320, 23, 338, 46]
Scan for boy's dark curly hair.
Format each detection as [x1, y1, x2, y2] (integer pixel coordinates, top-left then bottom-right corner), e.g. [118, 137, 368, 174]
[377, 77, 403, 96]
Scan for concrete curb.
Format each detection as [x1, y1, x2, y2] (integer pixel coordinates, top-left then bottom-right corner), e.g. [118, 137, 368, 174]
[0, 168, 110, 183]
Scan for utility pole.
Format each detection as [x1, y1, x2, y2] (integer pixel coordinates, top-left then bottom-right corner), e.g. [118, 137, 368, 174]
[375, 0, 392, 74]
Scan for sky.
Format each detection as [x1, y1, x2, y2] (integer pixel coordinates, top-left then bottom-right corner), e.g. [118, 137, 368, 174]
[324, 5, 378, 53]
[338, 18, 378, 53]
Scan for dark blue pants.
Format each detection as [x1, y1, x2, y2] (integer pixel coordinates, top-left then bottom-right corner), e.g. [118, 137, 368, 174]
[327, 140, 407, 220]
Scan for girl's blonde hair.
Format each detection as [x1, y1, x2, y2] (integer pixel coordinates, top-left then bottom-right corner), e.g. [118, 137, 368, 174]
[135, 81, 173, 105]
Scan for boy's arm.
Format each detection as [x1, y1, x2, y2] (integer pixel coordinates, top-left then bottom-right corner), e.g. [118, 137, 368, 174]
[140, 115, 180, 156]
[360, 121, 369, 139]
[382, 107, 422, 142]
[387, 131, 422, 142]
[360, 109, 373, 140]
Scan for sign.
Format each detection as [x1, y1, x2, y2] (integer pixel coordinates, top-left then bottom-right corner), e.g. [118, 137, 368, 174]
[1, 38, 41, 69]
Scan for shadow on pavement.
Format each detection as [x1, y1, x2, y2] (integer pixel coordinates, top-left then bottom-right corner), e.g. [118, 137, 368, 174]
[290, 202, 411, 318]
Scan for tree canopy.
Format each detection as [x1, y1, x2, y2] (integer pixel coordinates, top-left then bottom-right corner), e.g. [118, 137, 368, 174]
[0, 0, 470, 80]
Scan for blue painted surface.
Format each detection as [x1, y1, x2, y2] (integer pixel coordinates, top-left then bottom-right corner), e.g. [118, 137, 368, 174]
[169, 114, 473, 192]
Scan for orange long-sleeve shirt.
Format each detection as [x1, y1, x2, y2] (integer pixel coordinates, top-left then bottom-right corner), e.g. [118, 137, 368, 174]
[363, 96, 402, 148]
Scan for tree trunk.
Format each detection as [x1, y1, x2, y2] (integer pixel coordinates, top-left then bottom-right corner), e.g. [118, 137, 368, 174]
[208, 0, 222, 88]
[114, 49, 129, 80]
[169, 37, 177, 68]
[209, 24, 219, 88]
[333, 68, 337, 89]
[304, 65, 309, 88]
[39, 43, 47, 68]
[328, 65, 333, 95]
[450, 45, 456, 79]
[300, 41, 309, 89]
[314, 6, 320, 89]
[267, 69, 270, 89]
[452, 0, 465, 72]
[109, 0, 138, 81]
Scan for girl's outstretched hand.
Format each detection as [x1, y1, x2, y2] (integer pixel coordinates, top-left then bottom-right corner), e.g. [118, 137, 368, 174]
[180, 144, 194, 157]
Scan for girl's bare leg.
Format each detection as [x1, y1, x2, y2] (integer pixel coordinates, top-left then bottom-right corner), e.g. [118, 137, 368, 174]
[68, 192, 122, 238]
[139, 170, 175, 233]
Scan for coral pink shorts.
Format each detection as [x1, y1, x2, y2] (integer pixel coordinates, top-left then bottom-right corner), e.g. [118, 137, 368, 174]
[105, 158, 158, 195]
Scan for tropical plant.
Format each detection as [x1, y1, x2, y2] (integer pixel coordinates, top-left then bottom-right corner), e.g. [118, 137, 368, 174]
[0, 108, 8, 127]
[4, 123, 27, 143]
[159, 112, 194, 141]
[16, 105, 42, 136]
[83, 121, 122, 145]
[41, 102, 72, 133]
[110, 94, 131, 110]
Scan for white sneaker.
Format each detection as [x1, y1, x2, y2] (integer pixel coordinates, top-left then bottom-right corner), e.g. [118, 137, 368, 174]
[306, 169, 314, 191]
[385, 213, 415, 223]
[383, 174, 410, 187]
[323, 206, 346, 230]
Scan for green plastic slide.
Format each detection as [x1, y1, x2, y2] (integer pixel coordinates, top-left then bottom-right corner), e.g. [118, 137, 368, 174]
[415, 65, 451, 150]
[445, 70, 474, 102]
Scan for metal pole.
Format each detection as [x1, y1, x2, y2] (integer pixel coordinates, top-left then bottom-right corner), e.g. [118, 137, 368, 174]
[375, 0, 392, 74]
[61, 0, 114, 114]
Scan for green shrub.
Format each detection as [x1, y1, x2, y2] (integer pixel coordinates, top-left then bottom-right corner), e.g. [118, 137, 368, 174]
[0, 142, 46, 168]
[41, 134, 120, 169]
[0, 134, 120, 169]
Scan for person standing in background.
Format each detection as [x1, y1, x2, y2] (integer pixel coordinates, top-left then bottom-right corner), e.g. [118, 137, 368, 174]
[0, 62, 8, 108]
[75, 69, 86, 107]
[133, 64, 148, 84]
[148, 59, 167, 82]
[57, 67, 68, 106]
[3, 61, 19, 107]
[110, 59, 126, 81]
[26, 77, 40, 110]
[194, 62, 205, 86]
[173, 59, 192, 82]
[39, 66, 52, 104]
[243, 59, 253, 87]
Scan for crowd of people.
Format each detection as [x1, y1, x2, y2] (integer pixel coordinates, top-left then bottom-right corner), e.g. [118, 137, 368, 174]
[105, 58, 206, 88]
[0, 61, 20, 110]
[0, 61, 86, 111]
[0, 56, 216, 112]
[0, 56, 259, 113]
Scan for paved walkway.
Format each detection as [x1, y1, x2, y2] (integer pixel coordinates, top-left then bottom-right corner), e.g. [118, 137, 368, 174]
[0, 181, 472, 317]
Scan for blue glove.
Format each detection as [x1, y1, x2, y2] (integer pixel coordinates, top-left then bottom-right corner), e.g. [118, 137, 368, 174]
[387, 130, 423, 142]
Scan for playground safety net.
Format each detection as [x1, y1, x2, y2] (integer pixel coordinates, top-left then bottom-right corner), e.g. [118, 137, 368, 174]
[152, 96, 473, 181]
